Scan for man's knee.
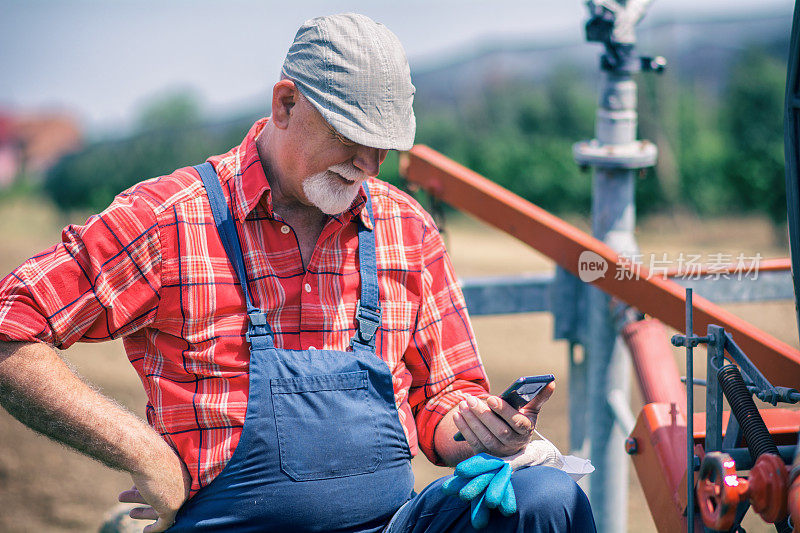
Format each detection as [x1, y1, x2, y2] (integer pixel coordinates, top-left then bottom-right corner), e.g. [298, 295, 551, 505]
[512, 466, 596, 531]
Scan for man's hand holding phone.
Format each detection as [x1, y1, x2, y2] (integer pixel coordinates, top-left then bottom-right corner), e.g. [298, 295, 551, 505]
[452, 375, 555, 458]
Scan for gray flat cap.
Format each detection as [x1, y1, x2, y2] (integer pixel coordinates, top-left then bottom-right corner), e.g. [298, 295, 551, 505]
[281, 13, 416, 151]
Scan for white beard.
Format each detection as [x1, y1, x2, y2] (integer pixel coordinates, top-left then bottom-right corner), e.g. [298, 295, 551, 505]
[302, 163, 366, 215]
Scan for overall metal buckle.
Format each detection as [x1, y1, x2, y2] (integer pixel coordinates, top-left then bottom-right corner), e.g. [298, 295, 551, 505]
[355, 299, 381, 343]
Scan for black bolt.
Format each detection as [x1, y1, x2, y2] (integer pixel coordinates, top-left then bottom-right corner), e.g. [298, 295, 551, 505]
[625, 437, 638, 455]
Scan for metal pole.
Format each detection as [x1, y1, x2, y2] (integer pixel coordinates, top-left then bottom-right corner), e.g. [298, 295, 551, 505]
[574, 3, 661, 527]
[568, 341, 588, 452]
[686, 289, 695, 531]
[584, 98, 638, 529]
[706, 325, 726, 453]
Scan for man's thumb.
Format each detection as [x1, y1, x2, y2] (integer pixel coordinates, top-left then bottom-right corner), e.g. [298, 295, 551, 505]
[143, 516, 174, 533]
[523, 381, 555, 411]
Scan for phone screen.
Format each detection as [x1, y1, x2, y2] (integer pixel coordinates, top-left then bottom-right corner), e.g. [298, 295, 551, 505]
[514, 381, 550, 400]
[500, 375, 555, 409]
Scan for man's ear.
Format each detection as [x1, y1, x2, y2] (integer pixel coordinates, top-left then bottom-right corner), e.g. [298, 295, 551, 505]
[271, 79, 298, 130]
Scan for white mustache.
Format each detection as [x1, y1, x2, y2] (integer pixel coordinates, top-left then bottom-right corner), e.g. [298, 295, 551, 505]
[328, 164, 366, 183]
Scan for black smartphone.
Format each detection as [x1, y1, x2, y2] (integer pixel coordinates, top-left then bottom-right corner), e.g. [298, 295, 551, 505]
[499, 374, 555, 410]
[453, 374, 555, 441]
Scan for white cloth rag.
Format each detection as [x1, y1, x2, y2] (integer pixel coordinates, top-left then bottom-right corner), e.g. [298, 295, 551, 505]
[503, 430, 595, 482]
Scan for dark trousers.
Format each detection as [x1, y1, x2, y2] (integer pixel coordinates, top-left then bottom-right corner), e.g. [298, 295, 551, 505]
[385, 466, 597, 533]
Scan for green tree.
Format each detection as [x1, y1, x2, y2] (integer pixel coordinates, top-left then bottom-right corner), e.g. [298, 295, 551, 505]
[44, 45, 791, 229]
[410, 70, 595, 216]
[45, 93, 255, 212]
[722, 46, 787, 229]
[137, 90, 202, 130]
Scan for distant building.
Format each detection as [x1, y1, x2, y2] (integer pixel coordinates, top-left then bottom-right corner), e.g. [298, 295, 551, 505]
[0, 112, 82, 187]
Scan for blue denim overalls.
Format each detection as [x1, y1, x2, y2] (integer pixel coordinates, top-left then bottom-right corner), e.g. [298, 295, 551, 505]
[168, 163, 415, 532]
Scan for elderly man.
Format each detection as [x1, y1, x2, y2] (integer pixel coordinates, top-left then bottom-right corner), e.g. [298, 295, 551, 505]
[0, 13, 594, 533]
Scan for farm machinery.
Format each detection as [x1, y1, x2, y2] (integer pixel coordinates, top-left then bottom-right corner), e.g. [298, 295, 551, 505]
[399, 0, 800, 531]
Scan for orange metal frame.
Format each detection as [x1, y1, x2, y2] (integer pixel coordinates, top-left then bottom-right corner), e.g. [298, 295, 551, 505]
[664, 257, 790, 277]
[627, 404, 800, 531]
[400, 145, 800, 387]
[628, 402, 701, 532]
[401, 145, 800, 531]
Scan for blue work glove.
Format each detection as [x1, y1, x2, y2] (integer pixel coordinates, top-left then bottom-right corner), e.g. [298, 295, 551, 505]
[441, 453, 517, 529]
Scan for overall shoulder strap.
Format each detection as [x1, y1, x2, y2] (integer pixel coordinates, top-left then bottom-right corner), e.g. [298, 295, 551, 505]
[352, 186, 381, 350]
[194, 163, 272, 335]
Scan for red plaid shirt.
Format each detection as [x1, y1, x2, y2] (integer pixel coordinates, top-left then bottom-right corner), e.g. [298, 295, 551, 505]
[0, 118, 489, 493]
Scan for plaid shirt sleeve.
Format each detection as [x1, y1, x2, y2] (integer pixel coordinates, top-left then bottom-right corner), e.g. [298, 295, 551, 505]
[405, 218, 490, 465]
[0, 190, 161, 348]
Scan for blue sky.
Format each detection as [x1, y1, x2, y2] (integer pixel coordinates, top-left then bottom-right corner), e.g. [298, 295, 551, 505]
[0, 0, 793, 133]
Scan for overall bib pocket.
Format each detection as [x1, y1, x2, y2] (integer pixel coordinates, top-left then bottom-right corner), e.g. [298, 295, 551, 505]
[271, 370, 382, 481]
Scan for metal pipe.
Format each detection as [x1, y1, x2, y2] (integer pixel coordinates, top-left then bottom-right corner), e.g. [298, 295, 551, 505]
[706, 325, 726, 453]
[682, 377, 708, 387]
[686, 288, 695, 532]
[623, 318, 687, 412]
[584, 69, 640, 531]
[607, 388, 637, 436]
[568, 341, 589, 456]
[720, 445, 796, 470]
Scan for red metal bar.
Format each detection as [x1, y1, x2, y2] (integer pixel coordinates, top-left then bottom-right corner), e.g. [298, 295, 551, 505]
[629, 403, 799, 532]
[790, 463, 800, 533]
[693, 409, 800, 446]
[628, 402, 701, 532]
[623, 319, 687, 413]
[664, 257, 791, 277]
[401, 145, 800, 387]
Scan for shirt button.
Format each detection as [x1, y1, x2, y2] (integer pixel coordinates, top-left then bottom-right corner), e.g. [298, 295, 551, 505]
[280, 225, 291, 234]
[304, 283, 312, 293]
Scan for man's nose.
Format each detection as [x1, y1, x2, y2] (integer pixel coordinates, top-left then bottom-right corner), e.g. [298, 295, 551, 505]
[353, 146, 388, 178]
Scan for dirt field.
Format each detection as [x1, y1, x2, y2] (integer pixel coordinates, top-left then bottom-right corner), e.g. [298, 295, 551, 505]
[0, 195, 796, 532]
